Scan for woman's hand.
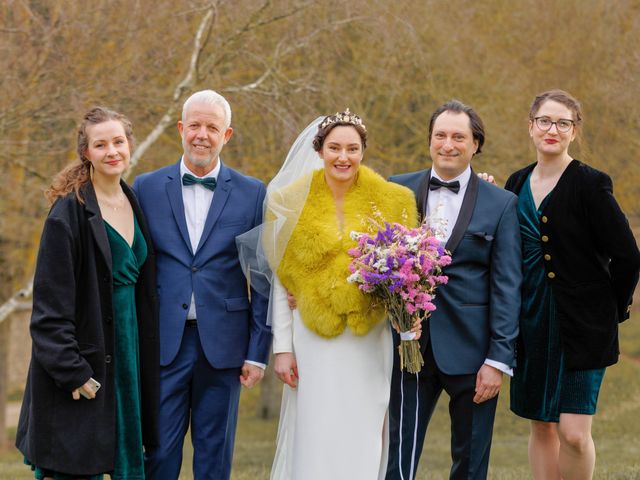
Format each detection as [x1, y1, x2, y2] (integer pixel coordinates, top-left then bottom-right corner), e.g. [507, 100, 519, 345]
[72, 381, 98, 400]
[391, 316, 423, 340]
[286, 290, 297, 310]
[274, 352, 299, 389]
[411, 316, 422, 341]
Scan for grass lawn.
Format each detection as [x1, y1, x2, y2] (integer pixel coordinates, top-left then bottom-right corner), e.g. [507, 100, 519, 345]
[3, 352, 639, 479]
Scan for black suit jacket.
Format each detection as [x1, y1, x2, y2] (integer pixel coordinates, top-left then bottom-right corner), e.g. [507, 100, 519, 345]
[505, 159, 640, 369]
[16, 181, 159, 475]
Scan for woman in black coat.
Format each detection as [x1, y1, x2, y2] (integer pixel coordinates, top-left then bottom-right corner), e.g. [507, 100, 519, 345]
[16, 107, 159, 479]
[506, 90, 639, 480]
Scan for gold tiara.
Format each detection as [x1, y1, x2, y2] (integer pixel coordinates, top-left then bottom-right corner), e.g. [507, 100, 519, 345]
[320, 108, 366, 131]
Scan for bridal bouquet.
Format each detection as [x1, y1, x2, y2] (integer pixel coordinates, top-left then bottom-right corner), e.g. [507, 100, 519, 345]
[347, 221, 451, 373]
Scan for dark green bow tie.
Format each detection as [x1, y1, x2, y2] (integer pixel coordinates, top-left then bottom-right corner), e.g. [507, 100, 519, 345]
[182, 173, 217, 191]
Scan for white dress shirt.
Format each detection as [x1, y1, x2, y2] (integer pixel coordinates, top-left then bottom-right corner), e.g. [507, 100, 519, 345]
[426, 167, 471, 244]
[180, 158, 265, 369]
[427, 166, 513, 376]
[180, 157, 219, 321]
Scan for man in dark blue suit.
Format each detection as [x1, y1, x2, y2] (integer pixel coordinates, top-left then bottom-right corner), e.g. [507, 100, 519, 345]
[133, 90, 271, 479]
[386, 100, 522, 480]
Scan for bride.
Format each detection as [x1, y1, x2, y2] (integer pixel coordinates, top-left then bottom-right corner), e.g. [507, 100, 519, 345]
[260, 110, 418, 479]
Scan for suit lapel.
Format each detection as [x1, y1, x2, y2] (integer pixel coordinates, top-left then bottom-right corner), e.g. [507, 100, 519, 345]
[165, 162, 193, 255]
[416, 168, 431, 221]
[83, 183, 112, 275]
[445, 171, 478, 254]
[197, 163, 231, 252]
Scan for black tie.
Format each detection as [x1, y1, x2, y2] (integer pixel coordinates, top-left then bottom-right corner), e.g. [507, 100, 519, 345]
[429, 177, 460, 194]
[182, 173, 217, 191]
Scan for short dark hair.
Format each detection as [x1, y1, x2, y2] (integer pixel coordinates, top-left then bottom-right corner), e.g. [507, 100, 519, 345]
[428, 100, 485, 154]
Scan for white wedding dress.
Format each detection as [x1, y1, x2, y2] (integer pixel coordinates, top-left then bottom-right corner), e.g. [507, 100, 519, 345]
[270, 277, 393, 480]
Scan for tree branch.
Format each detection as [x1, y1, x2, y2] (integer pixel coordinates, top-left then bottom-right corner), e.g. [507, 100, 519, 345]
[128, 6, 215, 174]
[222, 69, 272, 93]
[0, 3, 219, 321]
[0, 280, 33, 325]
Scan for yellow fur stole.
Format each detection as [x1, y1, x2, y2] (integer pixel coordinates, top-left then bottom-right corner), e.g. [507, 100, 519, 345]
[276, 165, 417, 338]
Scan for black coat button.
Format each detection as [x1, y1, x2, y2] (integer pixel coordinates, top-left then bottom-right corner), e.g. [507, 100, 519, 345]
[105, 355, 112, 364]
[182, 303, 189, 309]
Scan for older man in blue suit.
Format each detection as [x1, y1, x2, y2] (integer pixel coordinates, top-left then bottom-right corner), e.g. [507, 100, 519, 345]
[133, 90, 271, 480]
[386, 100, 522, 480]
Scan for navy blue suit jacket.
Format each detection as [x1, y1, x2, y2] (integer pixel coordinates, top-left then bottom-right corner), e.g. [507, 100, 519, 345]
[133, 160, 271, 368]
[390, 169, 522, 375]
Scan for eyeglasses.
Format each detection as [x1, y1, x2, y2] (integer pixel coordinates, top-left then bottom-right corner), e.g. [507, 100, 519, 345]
[534, 116, 575, 133]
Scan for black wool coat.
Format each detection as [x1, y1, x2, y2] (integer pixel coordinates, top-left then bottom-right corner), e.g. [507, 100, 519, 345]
[16, 181, 159, 476]
[505, 159, 640, 370]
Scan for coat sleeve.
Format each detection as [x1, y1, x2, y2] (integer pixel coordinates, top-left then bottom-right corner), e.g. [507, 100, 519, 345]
[487, 194, 522, 367]
[586, 173, 640, 322]
[246, 181, 273, 364]
[30, 215, 94, 391]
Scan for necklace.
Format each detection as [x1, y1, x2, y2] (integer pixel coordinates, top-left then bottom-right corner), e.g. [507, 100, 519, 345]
[97, 192, 127, 212]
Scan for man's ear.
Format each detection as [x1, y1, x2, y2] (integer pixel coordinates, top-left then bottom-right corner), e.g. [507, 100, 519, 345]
[223, 127, 234, 144]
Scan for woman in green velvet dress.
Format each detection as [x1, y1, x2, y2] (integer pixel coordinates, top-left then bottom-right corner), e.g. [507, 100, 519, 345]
[506, 90, 640, 480]
[16, 107, 159, 479]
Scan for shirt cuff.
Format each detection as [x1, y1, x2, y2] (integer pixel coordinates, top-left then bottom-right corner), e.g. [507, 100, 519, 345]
[484, 358, 513, 377]
[244, 360, 266, 370]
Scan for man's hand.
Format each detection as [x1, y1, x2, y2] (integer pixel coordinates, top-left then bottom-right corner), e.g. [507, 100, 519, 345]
[473, 364, 502, 404]
[274, 352, 298, 389]
[287, 290, 297, 310]
[240, 362, 265, 389]
[477, 172, 497, 186]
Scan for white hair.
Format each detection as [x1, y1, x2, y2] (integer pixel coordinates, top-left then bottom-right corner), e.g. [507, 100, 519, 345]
[182, 90, 232, 128]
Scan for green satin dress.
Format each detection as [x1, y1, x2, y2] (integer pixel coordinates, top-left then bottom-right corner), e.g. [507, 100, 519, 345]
[510, 174, 605, 422]
[26, 218, 146, 479]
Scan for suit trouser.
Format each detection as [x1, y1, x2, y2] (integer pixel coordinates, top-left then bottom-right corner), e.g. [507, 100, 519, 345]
[145, 325, 241, 480]
[386, 340, 498, 480]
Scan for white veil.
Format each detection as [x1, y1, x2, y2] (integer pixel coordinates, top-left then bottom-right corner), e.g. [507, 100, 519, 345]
[236, 117, 324, 325]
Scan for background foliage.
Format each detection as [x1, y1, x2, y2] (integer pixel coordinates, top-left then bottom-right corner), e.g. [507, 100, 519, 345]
[1, 0, 639, 476]
[1, 0, 638, 302]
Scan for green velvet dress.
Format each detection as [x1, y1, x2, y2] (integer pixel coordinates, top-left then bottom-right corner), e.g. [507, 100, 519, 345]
[510, 174, 605, 422]
[26, 218, 146, 479]
[105, 218, 147, 479]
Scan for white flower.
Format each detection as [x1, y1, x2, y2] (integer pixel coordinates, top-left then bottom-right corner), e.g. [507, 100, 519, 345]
[373, 258, 390, 273]
[347, 272, 363, 284]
